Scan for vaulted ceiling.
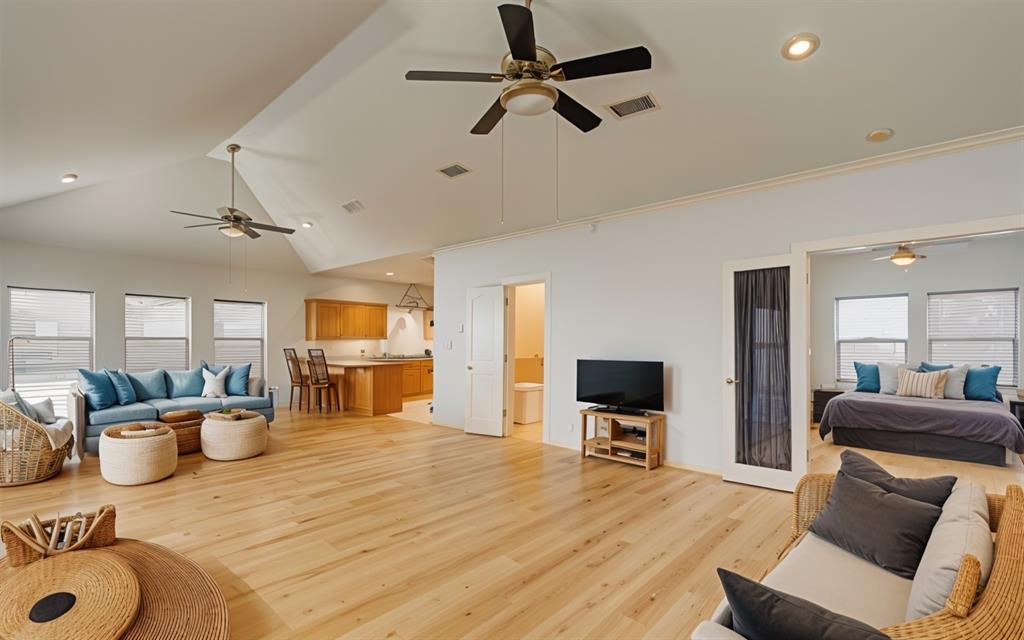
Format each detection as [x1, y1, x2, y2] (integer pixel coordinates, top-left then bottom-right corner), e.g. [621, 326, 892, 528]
[3, 1, 1023, 280]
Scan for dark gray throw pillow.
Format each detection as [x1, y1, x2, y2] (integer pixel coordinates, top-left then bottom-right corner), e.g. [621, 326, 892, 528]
[717, 569, 890, 640]
[810, 471, 942, 579]
[840, 449, 956, 507]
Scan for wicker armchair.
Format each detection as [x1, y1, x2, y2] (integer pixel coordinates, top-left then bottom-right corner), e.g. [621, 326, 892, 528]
[0, 400, 74, 487]
[779, 474, 1024, 639]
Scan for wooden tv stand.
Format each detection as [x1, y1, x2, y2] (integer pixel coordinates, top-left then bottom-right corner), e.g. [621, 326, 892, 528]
[579, 408, 665, 470]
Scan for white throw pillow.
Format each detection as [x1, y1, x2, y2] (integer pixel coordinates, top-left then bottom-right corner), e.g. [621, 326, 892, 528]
[896, 368, 948, 399]
[202, 366, 231, 398]
[878, 363, 916, 395]
[941, 365, 970, 400]
[905, 480, 993, 620]
[30, 397, 58, 424]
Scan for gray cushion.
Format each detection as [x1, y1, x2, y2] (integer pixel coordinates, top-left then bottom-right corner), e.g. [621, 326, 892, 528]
[87, 401, 158, 426]
[906, 481, 993, 620]
[718, 569, 888, 640]
[144, 397, 223, 415]
[841, 449, 956, 507]
[221, 395, 272, 410]
[810, 471, 942, 579]
[940, 364, 970, 400]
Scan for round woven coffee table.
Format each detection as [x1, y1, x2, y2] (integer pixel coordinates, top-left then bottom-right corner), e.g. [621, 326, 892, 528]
[99, 424, 178, 485]
[201, 411, 268, 461]
[0, 549, 140, 639]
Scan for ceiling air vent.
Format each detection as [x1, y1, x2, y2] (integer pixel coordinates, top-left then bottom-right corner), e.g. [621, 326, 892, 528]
[437, 163, 471, 179]
[606, 93, 659, 119]
[341, 199, 366, 214]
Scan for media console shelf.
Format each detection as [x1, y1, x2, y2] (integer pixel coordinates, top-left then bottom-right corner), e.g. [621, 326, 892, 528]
[579, 408, 665, 470]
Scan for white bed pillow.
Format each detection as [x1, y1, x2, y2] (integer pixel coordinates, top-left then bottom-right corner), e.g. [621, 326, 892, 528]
[201, 366, 231, 398]
[878, 363, 917, 395]
[906, 480, 993, 620]
[939, 365, 970, 400]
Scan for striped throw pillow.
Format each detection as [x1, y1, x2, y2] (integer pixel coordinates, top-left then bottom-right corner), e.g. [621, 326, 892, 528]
[896, 368, 948, 399]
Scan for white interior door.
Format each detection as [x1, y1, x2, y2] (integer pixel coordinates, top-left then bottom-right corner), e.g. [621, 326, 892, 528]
[465, 286, 505, 436]
[722, 255, 807, 492]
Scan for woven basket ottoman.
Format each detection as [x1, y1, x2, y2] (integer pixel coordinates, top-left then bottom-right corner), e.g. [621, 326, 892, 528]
[201, 411, 268, 461]
[99, 424, 178, 486]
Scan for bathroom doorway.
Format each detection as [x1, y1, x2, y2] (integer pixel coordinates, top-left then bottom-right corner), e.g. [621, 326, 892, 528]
[507, 282, 545, 442]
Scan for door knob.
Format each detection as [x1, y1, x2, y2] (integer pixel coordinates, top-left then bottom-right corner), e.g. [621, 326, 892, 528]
[725, 377, 740, 384]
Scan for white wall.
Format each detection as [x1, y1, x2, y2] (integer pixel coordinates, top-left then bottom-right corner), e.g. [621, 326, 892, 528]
[0, 240, 433, 401]
[810, 234, 1024, 390]
[432, 140, 1024, 471]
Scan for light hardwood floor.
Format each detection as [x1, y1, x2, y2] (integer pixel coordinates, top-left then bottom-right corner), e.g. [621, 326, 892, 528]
[2, 414, 1021, 639]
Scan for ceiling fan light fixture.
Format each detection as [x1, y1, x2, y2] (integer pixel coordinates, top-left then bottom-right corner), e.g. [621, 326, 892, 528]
[891, 255, 916, 266]
[60, 173, 78, 183]
[867, 128, 895, 142]
[301, 221, 313, 229]
[500, 82, 557, 116]
[782, 33, 820, 60]
[219, 224, 246, 238]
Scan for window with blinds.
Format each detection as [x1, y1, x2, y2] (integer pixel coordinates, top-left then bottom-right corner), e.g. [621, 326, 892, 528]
[7, 287, 94, 414]
[835, 295, 908, 381]
[927, 289, 1019, 386]
[124, 295, 190, 372]
[214, 300, 265, 380]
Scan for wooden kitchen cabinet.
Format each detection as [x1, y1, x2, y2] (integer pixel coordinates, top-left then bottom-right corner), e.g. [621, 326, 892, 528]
[305, 299, 389, 340]
[401, 360, 434, 397]
[420, 360, 433, 393]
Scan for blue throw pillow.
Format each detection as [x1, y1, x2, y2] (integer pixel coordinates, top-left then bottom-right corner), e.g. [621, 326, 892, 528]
[964, 366, 1001, 402]
[165, 367, 205, 398]
[105, 369, 137, 405]
[127, 369, 168, 401]
[78, 369, 117, 411]
[853, 362, 880, 393]
[920, 362, 954, 372]
[202, 360, 251, 396]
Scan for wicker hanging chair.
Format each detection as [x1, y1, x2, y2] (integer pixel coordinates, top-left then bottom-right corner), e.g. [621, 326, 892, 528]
[0, 400, 74, 487]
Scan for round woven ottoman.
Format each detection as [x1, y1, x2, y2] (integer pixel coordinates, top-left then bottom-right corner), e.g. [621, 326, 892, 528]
[201, 411, 268, 461]
[99, 424, 178, 486]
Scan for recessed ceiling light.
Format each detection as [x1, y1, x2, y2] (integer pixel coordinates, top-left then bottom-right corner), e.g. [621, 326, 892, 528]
[782, 33, 819, 60]
[866, 128, 895, 142]
[385, 272, 395, 277]
[301, 221, 313, 229]
[60, 173, 78, 183]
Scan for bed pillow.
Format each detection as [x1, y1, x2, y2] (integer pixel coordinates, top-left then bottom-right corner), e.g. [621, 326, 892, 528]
[717, 568, 889, 640]
[906, 480, 993, 620]
[879, 362, 918, 394]
[919, 363, 969, 400]
[853, 362, 880, 393]
[896, 368, 948, 400]
[919, 362, 953, 371]
[964, 366, 1001, 402]
[840, 449, 956, 507]
[104, 369, 137, 405]
[77, 369, 117, 411]
[809, 471, 942, 579]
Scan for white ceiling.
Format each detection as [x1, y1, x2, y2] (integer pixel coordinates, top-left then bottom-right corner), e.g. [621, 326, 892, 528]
[0, 0, 382, 208]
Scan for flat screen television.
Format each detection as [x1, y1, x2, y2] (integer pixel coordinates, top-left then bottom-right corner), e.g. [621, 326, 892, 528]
[576, 359, 664, 413]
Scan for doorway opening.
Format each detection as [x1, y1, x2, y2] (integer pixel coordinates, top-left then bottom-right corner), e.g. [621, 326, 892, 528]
[507, 282, 545, 442]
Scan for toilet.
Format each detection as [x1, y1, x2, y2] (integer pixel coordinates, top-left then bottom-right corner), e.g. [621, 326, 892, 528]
[513, 382, 544, 424]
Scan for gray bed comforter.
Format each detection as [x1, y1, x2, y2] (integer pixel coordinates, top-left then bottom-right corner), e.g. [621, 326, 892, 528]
[819, 391, 1024, 453]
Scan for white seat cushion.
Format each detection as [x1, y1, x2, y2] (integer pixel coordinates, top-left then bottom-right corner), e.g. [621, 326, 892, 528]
[761, 532, 913, 629]
[690, 620, 746, 639]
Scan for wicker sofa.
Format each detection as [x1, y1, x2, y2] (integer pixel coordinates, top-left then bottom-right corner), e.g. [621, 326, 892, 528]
[69, 375, 274, 457]
[0, 400, 74, 486]
[693, 474, 1024, 639]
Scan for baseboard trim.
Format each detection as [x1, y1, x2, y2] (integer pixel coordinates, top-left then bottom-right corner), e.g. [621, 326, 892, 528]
[661, 460, 724, 478]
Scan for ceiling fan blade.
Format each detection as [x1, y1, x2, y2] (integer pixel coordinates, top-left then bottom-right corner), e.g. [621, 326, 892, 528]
[870, 256, 892, 261]
[551, 46, 652, 81]
[171, 210, 223, 221]
[553, 90, 601, 132]
[405, 70, 504, 82]
[183, 223, 222, 229]
[470, 97, 507, 135]
[245, 221, 296, 234]
[498, 3, 536, 61]
[241, 226, 261, 240]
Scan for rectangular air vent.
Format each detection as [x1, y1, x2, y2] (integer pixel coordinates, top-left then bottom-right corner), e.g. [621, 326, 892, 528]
[606, 93, 659, 119]
[341, 199, 365, 214]
[438, 163, 471, 179]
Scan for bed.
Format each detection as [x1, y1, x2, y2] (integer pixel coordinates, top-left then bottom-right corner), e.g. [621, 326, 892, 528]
[819, 391, 1024, 466]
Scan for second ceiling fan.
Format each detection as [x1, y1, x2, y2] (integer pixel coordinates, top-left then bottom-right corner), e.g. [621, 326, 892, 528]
[405, 0, 652, 134]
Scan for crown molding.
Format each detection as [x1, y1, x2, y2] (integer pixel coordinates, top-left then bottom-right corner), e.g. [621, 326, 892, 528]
[435, 126, 1024, 255]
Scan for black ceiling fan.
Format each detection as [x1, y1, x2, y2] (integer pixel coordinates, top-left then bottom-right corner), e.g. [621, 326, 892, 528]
[405, 0, 652, 134]
[171, 144, 294, 239]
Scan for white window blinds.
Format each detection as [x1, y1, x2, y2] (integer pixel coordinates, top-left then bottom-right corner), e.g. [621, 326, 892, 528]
[124, 295, 189, 372]
[835, 295, 908, 381]
[214, 300, 265, 380]
[8, 287, 94, 414]
[928, 289, 1019, 386]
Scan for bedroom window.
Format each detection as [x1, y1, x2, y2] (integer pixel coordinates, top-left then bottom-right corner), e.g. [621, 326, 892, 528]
[124, 294, 190, 372]
[7, 287, 94, 414]
[214, 300, 265, 380]
[927, 289, 1019, 387]
[835, 294, 908, 382]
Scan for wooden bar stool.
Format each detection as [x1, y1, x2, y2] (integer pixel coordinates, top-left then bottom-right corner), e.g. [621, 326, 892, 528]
[283, 348, 309, 411]
[307, 349, 341, 413]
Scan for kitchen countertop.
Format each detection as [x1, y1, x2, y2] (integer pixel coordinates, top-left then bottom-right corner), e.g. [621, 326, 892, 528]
[367, 357, 433, 362]
[302, 357, 432, 368]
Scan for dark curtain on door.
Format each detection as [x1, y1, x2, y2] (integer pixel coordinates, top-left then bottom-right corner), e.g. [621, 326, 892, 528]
[734, 266, 791, 470]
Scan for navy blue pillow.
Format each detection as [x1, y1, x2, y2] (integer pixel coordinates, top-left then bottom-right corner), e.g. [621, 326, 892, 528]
[964, 366, 1001, 402]
[202, 360, 251, 396]
[853, 362, 880, 393]
[78, 369, 117, 411]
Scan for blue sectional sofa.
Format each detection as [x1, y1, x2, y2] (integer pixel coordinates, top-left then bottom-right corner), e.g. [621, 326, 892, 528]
[69, 366, 274, 456]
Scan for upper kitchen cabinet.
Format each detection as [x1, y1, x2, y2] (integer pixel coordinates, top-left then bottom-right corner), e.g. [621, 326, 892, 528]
[305, 299, 389, 340]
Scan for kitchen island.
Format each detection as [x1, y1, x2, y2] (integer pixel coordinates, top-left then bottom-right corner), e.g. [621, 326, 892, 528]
[306, 359, 405, 416]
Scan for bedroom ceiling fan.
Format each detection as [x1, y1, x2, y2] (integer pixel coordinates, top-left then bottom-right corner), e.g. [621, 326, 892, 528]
[171, 144, 295, 239]
[404, 0, 652, 134]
